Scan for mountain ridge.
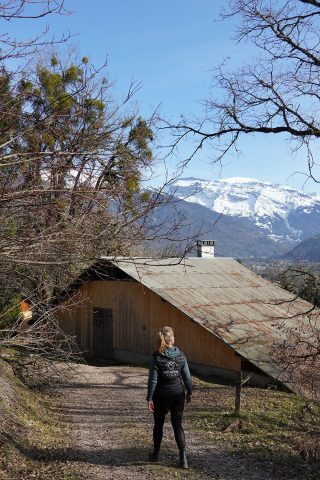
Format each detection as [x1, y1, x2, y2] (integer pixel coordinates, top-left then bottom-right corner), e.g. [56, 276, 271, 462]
[148, 194, 295, 259]
[283, 234, 320, 262]
[168, 177, 320, 246]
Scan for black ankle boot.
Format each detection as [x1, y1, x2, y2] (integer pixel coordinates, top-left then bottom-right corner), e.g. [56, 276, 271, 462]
[149, 450, 159, 462]
[179, 449, 188, 469]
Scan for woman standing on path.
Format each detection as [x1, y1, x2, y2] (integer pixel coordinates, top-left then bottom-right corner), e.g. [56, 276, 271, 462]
[146, 326, 192, 469]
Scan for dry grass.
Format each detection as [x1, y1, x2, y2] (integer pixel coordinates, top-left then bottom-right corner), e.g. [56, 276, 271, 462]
[190, 376, 320, 472]
[0, 357, 81, 480]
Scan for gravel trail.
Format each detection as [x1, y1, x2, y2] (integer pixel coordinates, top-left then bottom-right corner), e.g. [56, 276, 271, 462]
[55, 363, 298, 480]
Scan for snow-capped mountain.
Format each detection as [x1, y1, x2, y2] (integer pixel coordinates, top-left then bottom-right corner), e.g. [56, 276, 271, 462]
[168, 177, 320, 244]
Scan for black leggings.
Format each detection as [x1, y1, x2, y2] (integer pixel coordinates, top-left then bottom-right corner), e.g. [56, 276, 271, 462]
[153, 392, 186, 452]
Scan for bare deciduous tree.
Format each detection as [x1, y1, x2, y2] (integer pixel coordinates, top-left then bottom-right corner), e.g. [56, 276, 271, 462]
[0, 2, 203, 381]
[169, 0, 320, 183]
[271, 313, 320, 400]
[0, 1, 71, 61]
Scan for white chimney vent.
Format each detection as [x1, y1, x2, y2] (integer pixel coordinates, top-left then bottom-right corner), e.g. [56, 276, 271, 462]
[197, 240, 215, 258]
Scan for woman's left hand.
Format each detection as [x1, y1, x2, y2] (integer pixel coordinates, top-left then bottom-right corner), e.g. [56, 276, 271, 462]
[147, 401, 154, 412]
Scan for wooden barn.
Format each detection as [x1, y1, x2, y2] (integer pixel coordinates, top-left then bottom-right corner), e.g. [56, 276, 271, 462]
[57, 242, 318, 391]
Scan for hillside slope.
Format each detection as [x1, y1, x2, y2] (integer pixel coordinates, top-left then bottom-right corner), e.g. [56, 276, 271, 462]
[0, 358, 77, 479]
[283, 234, 320, 262]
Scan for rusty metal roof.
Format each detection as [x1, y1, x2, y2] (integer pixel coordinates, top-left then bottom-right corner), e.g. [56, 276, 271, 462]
[103, 256, 319, 389]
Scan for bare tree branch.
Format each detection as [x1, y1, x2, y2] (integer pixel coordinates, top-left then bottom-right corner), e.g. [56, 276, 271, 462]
[168, 0, 320, 184]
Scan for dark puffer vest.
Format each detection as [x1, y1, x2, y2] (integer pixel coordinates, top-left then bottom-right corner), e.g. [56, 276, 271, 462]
[147, 346, 192, 401]
[153, 350, 186, 397]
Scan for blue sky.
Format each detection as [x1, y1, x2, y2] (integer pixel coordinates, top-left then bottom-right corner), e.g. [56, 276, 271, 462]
[12, 0, 320, 193]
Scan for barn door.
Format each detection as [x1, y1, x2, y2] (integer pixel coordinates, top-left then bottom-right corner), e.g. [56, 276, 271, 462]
[92, 307, 114, 358]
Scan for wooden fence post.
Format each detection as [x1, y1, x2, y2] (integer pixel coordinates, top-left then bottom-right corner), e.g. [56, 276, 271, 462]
[234, 370, 253, 415]
[235, 370, 242, 416]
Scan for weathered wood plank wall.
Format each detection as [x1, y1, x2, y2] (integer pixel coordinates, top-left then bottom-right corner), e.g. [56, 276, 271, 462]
[58, 279, 241, 373]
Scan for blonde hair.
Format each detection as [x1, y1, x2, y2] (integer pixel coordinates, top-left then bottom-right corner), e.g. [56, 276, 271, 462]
[157, 326, 174, 353]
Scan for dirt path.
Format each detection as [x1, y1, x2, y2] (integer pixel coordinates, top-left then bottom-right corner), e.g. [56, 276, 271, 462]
[54, 364, 296, 480]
